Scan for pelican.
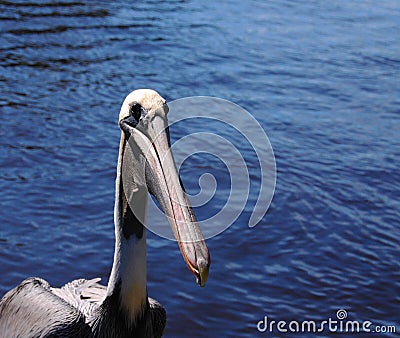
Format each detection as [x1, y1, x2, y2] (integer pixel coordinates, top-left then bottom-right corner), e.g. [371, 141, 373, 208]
[0, 89, 210, 337]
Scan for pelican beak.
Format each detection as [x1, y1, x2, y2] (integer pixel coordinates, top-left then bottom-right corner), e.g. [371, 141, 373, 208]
[120, 105, 210, 287]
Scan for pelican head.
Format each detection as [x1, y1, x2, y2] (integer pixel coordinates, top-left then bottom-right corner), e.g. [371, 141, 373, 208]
[118, 89, 210, 287]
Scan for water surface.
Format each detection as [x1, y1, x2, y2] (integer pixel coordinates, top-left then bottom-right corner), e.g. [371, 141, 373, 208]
[0, 1, 399, 337]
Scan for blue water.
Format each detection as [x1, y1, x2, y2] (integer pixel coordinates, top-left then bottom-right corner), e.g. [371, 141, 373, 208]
[1, 1, 399, 337]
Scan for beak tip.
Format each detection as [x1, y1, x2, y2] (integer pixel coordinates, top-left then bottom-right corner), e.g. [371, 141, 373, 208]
[196, 257, 210, 287]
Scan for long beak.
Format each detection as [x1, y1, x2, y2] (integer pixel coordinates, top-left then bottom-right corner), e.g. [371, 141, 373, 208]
[121, 109, 210, 287]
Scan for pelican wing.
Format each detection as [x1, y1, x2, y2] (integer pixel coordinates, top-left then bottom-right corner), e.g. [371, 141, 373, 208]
[0, 277, 91, 337]
[51, 278, 106, 318]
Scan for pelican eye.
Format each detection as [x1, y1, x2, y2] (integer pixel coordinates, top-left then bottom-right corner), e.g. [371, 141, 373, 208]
[129, 102, 142, 121]
[120, 102, 143, 132]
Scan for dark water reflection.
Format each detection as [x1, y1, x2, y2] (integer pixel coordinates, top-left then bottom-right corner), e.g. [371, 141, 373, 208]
[1, 1, 399, 337]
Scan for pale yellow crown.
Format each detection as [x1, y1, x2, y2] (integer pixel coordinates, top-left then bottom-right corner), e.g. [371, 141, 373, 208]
[119, 89, 167, 122]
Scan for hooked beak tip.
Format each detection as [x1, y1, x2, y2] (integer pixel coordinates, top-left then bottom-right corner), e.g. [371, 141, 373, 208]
[196, 257, 210, 287]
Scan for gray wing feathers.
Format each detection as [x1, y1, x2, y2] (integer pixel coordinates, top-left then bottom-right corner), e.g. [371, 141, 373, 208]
[0, 278, 165, 337]
[148, 297, 167, 338]
[51, 278, 106, 317]
[0, 277, 91, 338]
